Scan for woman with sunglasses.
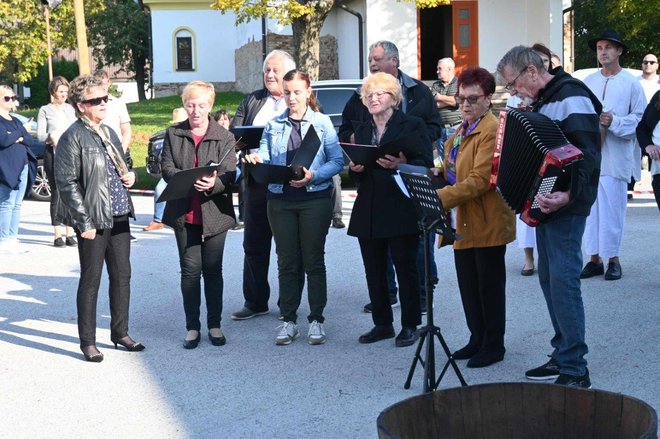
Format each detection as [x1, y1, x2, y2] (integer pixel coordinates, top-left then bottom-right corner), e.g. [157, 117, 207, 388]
[55, 75, 144, 362]
[0, 85, 38, 255]
[348, 72, 433, 348]
[434, 67, 515, 368]
[37, 76, 77, 248]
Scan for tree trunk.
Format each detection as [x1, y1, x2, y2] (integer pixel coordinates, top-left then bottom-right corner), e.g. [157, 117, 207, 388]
[291, 0, 334, 80]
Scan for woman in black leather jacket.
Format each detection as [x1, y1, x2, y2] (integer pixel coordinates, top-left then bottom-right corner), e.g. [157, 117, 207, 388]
[55, 75, 144, 362]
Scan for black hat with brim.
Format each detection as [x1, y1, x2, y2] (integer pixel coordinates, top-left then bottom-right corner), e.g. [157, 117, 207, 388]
[588, 29, 628, 55]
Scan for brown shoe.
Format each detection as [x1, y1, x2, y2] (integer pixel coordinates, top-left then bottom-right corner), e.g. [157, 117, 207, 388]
[143, 221, 164, 231]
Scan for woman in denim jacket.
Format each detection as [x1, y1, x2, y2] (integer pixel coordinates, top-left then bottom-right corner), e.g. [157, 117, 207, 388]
[244, 70, 343, 346]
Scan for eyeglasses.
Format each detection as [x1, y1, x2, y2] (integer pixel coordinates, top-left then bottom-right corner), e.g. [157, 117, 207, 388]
[364, 90, 392, 101]
[642, 60, 657, 65]
[3, 95, 18, 102]
[80, 95, 109, 106]
[455, 94, 486, 105]
[504, 66, 529, 91]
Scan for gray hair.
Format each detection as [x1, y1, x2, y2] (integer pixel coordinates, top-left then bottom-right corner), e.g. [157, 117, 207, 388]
[263, 50, 296, 73]
[496, 45, 546, 84]
[369, 40, 400, 67]
[68, 75, 105, 118]
[438, 57, 455, 69]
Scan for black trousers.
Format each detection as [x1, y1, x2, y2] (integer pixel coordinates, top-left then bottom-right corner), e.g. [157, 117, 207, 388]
[358, 234, 421, 329]
[454, 245, 507, 350]
[241, 182, 273, 312]
[174, 224, 227, 331]
[76, 216, 131, 346]
[43, 146, 61, 226]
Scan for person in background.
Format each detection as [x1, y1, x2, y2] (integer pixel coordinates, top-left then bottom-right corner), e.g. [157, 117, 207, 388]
[143, 107, 189, 232]
[434, 67, 515, 368]
[430, 57, 462, 155]
[230, 50, 298, 321]
[55, 74, 144, 362]
[214, 109, 232, 130]
[0, 85, 37, 255]
[348, 72, 433, 348]
[581, 30, 645, 281]
[638, 54, 659, 103]
[244, 70, 343, 345]
[37, 76, 77, 247]
[160, 81, 237, 349]
[92, 70, 132, 153]
[636, 90, 660, 210]
[213, 109, 243, 230]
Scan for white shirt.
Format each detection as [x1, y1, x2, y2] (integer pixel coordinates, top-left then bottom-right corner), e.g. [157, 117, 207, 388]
[251, 95, 287, 127]
[638, 75, 660, 103]
[102, 95, 131, 141]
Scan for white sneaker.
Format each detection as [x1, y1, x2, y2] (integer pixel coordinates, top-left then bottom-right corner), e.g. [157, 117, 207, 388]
[275, 321, 299, 345]
[0, 238, 28, 255]
[307, 320, 326, 345]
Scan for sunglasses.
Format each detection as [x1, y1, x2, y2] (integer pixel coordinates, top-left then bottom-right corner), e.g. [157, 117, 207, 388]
[455, 94, 486, 105]
[3, 95, 18, 102]
[80, 95, 109, 106]
[642, 60, 657, 65]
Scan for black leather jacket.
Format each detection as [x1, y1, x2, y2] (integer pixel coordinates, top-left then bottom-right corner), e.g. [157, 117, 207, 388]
[54, 119, 135, 232]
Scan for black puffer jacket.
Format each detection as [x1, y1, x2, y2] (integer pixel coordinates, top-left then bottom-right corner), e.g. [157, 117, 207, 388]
[160, 118, 237, 237]
[54, 119, 135, 232]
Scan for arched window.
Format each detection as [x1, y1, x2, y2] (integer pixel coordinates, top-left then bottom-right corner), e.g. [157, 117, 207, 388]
[173, 27, 196, 71]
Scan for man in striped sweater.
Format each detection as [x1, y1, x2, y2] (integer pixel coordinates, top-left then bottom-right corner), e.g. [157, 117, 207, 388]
[496, 46, 602, 389]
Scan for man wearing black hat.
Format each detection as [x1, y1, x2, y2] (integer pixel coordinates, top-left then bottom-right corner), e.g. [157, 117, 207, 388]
[581, 30, 646, 281]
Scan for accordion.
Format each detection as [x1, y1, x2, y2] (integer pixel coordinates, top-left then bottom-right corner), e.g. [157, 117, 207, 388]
[490, 110, 583, 226]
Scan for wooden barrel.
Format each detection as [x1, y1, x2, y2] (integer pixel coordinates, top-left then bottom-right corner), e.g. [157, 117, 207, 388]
[377, 383, 657, 439]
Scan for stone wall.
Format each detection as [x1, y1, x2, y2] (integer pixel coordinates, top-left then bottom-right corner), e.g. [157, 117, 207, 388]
[234, 32, 339, 93]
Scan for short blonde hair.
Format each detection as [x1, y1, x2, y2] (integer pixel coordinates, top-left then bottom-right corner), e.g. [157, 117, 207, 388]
[181, 80, 215, 107]
[360, 72, 402, 108]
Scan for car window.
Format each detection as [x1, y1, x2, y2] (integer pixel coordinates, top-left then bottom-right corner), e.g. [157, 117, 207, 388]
[315, 88, 356, 116]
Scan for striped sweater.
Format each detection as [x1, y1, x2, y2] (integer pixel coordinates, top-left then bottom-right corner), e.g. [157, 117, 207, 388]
[532, 68, 602, 218]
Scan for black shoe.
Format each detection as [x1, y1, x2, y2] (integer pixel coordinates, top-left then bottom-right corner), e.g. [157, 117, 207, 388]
[65, 236, 77, 247]
[580, 261, 604, 278]
[604, 261, 622, 280]
[521, 266, 535, 276]
[467, 347, 505, 368]
[363, 296, 398, 313]
[332, 218, 345, 229]
[358, 325, 395, 344]
[525, 356, 561, 380]
[183, 332, 201, 349]
[395, 327, 418, 347]
[231, 307, 268, 320]
[54, 237, 65, 247]
[208, 329, 226, 346]
[80, 345, 104, 363]
[452, 343, 480, 360]
[111, 335, 145, 352]
[555, 369, 591, 389]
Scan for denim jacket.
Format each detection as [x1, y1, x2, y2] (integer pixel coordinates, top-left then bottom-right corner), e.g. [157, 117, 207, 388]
[258, 107, 343, 194]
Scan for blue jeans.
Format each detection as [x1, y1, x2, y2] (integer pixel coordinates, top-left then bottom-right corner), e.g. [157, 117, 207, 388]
[0, 164, 28, 240]
[436, 126, 459, 159]
[153, 178, 167, 222]
[536, 214, 588, 376]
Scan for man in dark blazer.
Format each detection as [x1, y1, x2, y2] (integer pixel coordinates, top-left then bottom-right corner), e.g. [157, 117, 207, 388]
[339, 40, 441, 314]
[230, 50, 297, 320]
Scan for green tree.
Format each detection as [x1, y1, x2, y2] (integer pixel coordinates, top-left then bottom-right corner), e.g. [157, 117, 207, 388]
[210, 0, 449, 80]
[573, 0, 658, 70]
[87, 0, 151, 101]
[0, 0, 105, 84]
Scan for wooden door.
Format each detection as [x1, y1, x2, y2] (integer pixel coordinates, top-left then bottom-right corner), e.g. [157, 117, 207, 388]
[452, 1, 479, 75]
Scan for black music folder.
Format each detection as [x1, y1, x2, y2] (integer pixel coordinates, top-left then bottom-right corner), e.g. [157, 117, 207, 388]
[157, 164, 221, 202]
[340, 134, 425, 166]
[246, 125, 322, 185]
[230, 126, 265, 151]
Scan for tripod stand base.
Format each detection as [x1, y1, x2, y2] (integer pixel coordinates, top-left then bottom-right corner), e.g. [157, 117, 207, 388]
[404, 324, 467, 392]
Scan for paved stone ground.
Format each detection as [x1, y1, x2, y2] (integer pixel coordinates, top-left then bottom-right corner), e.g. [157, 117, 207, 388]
[1, 183, 658, 438]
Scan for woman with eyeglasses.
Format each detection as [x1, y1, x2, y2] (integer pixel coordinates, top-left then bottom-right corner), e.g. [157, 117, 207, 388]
[434, 67, 515, 368]
[0, 85, 38, 255]
[37, 76, 77, 248]
[347, 72, 433, 348]
[55, 75, 144, 362]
